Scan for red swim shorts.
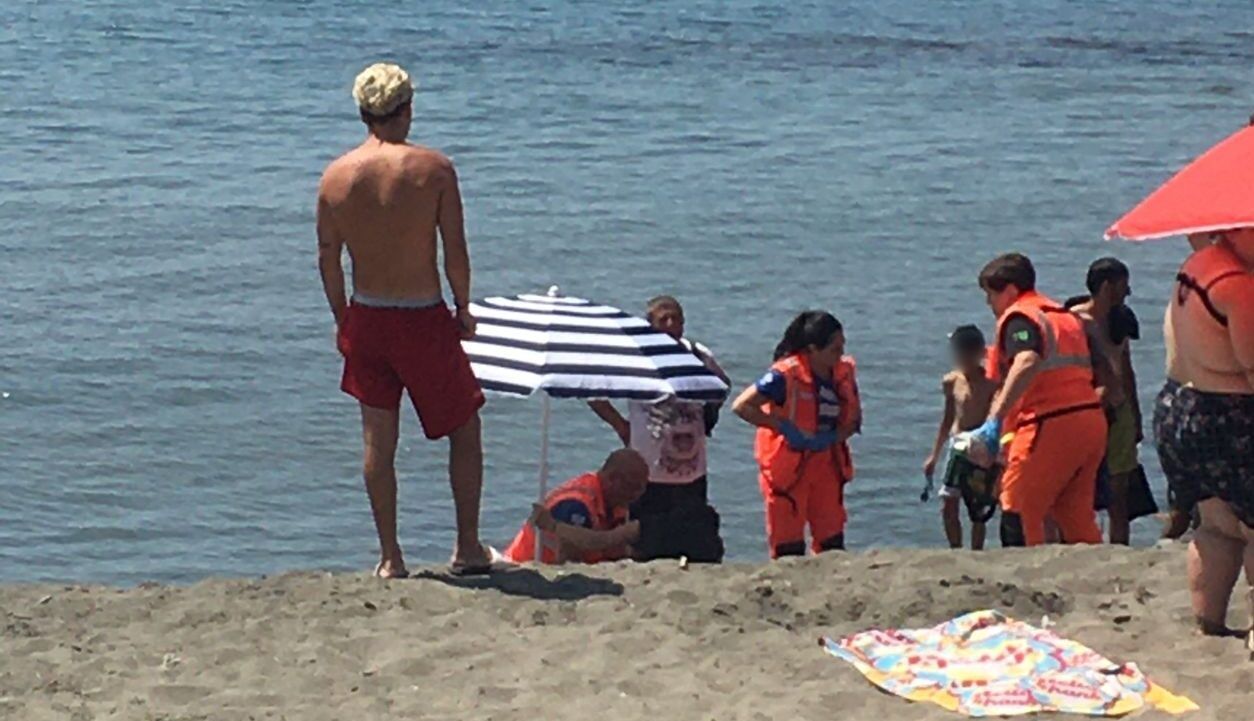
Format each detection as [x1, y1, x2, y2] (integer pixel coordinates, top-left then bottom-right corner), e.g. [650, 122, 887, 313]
[339, 303, 485, 439]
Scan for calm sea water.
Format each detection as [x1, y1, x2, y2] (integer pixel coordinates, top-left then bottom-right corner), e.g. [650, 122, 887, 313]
[2, 0, 1252, 585]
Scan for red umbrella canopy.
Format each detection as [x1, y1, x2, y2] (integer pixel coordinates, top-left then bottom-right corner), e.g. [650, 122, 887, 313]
[1106, 121, 1254, 241]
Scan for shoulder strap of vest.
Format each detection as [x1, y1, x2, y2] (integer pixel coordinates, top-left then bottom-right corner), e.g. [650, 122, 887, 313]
[1026, 304, 1091, 372]
[1204, 269, 1246, 291]
[775, 355, 801, 373]
[552, 474, 602, 509]
[779, 360, 803, 424]
[1176, 270, 1244, 328]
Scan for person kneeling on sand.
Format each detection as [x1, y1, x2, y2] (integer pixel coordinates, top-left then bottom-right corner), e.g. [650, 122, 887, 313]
[502, 450, 649, 564]
[732, 311, 861, 559]
[922, 325, 999, 550]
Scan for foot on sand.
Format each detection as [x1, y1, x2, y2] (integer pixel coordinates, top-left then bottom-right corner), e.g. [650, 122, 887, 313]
[449, 543, 494, 577]
[1195, 616, 1245, 638]
[374, 559, 410, 580]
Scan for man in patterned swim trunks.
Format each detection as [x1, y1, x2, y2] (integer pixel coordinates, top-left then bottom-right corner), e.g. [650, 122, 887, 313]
[1155, 228, 1254, 640]
[317, 63, 492, 579]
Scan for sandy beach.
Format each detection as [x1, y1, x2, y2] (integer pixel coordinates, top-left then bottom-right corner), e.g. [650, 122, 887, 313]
[1, 545, 1249, 720]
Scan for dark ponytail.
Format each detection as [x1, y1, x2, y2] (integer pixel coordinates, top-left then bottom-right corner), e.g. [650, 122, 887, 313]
[773, 311, 843, 361]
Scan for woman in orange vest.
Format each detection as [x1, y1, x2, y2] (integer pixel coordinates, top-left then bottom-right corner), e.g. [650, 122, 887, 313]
[502, 449, 648, 564]
[732, 311, 861, 558]
[969, 253, 1112, 547]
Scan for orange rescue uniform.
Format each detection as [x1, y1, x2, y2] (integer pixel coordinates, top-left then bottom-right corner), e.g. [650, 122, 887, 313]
[754, 354, 860, 557]
[988, 291, 1106, 546]
[503, 472, 629, 564]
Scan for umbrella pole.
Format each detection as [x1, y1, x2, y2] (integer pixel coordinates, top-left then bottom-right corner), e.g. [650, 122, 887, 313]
[534, 394, 552, 561]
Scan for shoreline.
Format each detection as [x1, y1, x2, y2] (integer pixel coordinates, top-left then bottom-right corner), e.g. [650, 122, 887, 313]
[3, 545, 1249, 720]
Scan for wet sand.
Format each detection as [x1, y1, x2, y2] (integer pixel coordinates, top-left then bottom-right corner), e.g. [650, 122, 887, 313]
[1, 545, 1249, 720]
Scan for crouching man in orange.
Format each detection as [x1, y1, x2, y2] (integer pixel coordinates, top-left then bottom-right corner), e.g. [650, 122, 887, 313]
[972, 253, 1112, 547]
[732, 311, 861, 558]
[502, 449, 649, 564]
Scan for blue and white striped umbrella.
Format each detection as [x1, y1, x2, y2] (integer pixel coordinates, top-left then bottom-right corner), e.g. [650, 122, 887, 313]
[461, 288, 728, 557]
[463, 288, 728, 402]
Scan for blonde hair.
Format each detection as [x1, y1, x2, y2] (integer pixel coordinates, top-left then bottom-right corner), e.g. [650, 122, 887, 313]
[352, 63, 414, 120]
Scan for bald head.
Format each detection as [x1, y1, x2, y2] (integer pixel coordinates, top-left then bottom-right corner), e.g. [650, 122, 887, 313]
[599, 449, 649, 508]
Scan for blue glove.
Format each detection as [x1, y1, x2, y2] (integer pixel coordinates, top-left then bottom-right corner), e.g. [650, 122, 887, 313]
[777, 420, 810, 451]
[971, 418, 1003, 453]
[807, 429, 840, 451]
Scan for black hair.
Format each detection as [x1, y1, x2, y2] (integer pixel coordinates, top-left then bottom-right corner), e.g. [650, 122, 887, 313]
[1063, 294, 1091, 309]
[359, 100, 412, 126]
[978, 253, 1036, 293]
[1085, 257, 1130, 295]
[949, 324, 985, 353]
[773, 311, 843, 361]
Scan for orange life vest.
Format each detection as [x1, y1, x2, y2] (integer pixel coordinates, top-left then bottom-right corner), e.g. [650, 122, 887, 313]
[753, 353, 859, 487]
[986, 290, 1100, 425]
[503, 472, 627, 564]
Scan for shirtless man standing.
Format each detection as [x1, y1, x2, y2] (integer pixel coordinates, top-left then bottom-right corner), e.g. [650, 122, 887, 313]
[1155, 229, 1254, 641]
[317, 63, 491, 578]
[1067, 258, 1142, 545]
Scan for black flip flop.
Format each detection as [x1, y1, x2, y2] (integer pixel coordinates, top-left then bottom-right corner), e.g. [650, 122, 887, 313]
[447, 562, 493, 577]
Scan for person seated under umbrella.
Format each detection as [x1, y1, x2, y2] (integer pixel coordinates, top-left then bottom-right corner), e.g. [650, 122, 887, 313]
[502, 449, 649, 564]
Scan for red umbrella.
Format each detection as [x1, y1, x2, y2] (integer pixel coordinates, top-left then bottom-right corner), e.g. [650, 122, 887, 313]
[1106, 118, 1254, 241]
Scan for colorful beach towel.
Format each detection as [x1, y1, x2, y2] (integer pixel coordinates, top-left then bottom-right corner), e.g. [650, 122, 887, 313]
[821, 610, 1197, 717]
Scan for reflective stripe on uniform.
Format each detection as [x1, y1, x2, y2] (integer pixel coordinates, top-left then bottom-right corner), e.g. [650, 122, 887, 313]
[1034, 308, 1091, 372]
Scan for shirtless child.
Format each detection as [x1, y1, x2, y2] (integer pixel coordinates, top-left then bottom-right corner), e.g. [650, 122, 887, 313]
[923, 326, 999, 550]
[317, 63, 491, 578]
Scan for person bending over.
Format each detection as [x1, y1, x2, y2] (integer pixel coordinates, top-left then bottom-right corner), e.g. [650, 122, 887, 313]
[970, 253, 1115, 547]
[503, 449, 649, 564]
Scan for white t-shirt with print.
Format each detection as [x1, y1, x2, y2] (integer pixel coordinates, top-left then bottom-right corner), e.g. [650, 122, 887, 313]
[626, 339, 718, 485]
[628, 397, 707, 485]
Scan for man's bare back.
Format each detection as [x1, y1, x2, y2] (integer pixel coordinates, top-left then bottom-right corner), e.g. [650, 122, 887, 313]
[1166, 241, 1254, 394]
[319, 141, 462, 302]
[320, 62, 489, 579]
[946, 370, 997, 434]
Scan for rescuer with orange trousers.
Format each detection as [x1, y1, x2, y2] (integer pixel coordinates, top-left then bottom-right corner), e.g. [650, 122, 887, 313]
[733, 311, 861, 558]
[503, 449, 649, 564]
[970, 253, 1113, 547]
